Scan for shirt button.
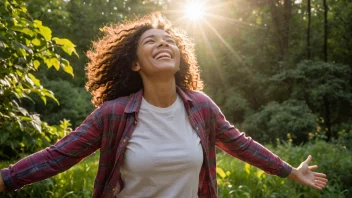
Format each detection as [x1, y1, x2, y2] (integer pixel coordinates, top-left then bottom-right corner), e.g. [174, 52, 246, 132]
[196, 127, 199, 131]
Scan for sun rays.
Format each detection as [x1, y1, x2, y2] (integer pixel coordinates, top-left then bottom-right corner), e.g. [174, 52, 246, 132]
[161, 0, 257, 87]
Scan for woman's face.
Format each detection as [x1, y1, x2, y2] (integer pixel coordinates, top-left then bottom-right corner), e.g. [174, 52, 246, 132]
[133, 29, 181, 79]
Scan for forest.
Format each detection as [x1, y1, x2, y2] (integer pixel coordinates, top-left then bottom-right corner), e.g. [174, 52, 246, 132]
[0, 0, 351, 197]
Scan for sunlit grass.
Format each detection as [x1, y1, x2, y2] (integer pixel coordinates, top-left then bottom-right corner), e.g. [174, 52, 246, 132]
[1, 141, 350, 197]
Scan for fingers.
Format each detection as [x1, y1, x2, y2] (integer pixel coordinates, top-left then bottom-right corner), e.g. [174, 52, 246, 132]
[314, 172, 327, 178]
[312, 172, 328, 190]
[314, 179, 328, 190]
[305, 155, 312, 164]
[308, 165, 318, 171]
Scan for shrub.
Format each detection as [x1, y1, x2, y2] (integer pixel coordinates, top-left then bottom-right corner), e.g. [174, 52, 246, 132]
[243, 99, 318, 144]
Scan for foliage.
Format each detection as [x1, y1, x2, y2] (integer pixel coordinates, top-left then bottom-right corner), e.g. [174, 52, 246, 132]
[0, 0, 77, 158]
[0, 151, 97, 198]
[23, 79, 94, 128]
[271, 60, 352, 139]
[1, 140, 350, 197]
[242, 99, 318, 144]
[216, 140, 351, 198]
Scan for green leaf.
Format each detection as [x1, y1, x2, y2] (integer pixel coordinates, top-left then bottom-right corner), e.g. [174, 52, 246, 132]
[17, 48, 27, 57]
[33, 60, 40, 69]
[25, 74, 34, 86]
[17, 106, 29, 116]
[19, 116, 32, 121]
[53, 37, 75, 48]
[32, 38, 41, 46]
[63, 64, 74, 77]
[28, 73, 41, 86]
[40, 95, 47, 105]
[45, 58, 60, 70]
[39, 26, 52, 41]
[61, 58, 74, 77]
[11, 27, 35, 37]
[42, 88, 59, 105]
[30, 114, 42, 133]
[51, 58, 60, 70]
[34, 20, 52, 41]
[53, 37, 78, 57]
[33, 20, 43, 27]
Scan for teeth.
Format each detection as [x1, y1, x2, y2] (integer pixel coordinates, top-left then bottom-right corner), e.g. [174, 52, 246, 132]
[155, 52, 171, 60]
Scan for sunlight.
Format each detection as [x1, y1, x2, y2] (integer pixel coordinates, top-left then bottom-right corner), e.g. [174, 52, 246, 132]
[202, 19, 251, 73]
[185, 1, 205, 21]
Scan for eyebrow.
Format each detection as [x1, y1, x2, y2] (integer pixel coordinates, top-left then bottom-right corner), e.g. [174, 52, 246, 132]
[141, 34, 173, 43]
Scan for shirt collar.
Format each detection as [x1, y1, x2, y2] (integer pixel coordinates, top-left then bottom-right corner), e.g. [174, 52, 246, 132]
[124, 86, 194, 113]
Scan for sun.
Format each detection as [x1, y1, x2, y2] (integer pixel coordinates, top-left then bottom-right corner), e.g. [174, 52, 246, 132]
[185, 1, 205, 21]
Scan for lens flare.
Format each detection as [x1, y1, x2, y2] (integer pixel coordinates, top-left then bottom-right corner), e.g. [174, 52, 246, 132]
[185, 1, 205, 21]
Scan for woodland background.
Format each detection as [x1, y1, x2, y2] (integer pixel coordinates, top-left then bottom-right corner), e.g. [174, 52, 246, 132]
[0, 0, 351, 197]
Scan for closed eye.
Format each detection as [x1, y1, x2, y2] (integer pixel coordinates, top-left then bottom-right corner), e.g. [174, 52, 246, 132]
[166, 39, 176, 44]
[144, 39, 155, 44]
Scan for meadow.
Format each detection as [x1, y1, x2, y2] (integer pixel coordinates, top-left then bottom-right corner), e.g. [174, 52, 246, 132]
[1, 140, 350, 198]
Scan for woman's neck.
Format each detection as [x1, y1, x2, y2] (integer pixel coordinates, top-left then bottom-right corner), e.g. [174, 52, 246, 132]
[142, 77, 177, 108]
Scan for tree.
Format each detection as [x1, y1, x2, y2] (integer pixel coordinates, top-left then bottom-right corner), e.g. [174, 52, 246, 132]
[0, 0, 77, 158]
[271, 60, 352, 140]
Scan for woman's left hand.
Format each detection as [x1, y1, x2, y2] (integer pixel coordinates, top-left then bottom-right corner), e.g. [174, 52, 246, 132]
[287, 155, 328, 190]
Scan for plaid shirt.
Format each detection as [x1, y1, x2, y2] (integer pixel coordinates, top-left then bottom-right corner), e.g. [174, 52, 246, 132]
[1, 87, 292, 197]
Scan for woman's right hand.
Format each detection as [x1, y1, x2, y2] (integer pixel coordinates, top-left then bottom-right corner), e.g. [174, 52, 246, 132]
[0, 172, 5, 192]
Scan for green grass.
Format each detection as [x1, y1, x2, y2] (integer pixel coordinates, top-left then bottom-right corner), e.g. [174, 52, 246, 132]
[0, 152, 99, 198]
[216, 141, 351, 198]
[0, 141, 351, 197]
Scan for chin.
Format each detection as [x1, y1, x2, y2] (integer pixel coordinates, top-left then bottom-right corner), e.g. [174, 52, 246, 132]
[154, 64, 179, 75]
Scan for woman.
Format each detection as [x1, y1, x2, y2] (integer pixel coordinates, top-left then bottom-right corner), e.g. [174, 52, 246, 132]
[0, 12, 327, 197]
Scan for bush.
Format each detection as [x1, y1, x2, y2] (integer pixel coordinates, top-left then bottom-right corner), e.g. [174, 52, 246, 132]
[23, 79, 94, 128]
[243, 99, 318, 144]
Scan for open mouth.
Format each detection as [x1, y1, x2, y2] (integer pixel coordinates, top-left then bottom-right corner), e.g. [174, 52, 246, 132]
[153, 51, 173, 60]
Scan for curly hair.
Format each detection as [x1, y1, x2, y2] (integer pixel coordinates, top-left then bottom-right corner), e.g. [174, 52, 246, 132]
[85, 12, 203, 106]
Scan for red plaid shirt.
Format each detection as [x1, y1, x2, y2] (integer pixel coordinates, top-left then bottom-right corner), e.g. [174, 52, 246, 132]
[1, 87, 292, 197]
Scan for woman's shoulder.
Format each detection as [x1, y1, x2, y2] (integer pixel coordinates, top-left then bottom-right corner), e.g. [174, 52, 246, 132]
[181, 88, 214, 104]
[96, 95, 132, 116]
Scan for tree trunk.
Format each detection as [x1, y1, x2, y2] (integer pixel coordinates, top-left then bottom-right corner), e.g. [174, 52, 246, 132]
[323, 95, 332, 140]
[283, 0, 292, 58]
[269, 0, 292, 61]
[307, 0, 311, 59]
[323, 0, 331, 139]
[323, 0, 328, 62]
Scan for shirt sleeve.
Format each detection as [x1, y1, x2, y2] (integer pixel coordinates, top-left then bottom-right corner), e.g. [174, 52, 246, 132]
[0, 103, 107, 191]
[208, 97, 292, 178]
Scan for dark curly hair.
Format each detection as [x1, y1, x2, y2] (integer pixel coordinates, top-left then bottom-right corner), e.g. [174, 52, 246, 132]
[85, 12, 203, 106]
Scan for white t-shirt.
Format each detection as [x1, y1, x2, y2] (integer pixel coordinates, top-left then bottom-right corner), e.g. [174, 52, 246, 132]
[118, 95, 203, 198]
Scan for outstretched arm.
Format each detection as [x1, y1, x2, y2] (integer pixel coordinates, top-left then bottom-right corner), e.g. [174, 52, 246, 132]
[205, 93, 328, 189]
[0, 172, 4, 192]
[0, 102, 108, 192]
[287, 155, 328, 190]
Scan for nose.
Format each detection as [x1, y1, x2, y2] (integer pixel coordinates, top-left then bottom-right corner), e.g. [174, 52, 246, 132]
[157, 40, 169, 48]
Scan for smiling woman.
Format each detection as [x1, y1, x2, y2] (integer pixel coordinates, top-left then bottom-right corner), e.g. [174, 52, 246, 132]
[85, 12, 203, 107]
[0, 12, 327, 198]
